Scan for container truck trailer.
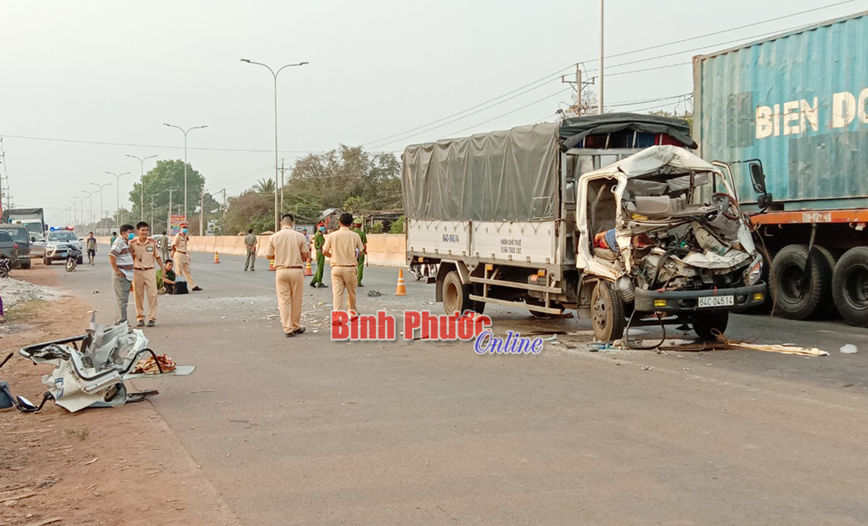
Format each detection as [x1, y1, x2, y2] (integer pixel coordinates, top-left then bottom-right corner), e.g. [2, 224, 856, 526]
[403, 114, 767, 341]
[694, 10, 868, 326]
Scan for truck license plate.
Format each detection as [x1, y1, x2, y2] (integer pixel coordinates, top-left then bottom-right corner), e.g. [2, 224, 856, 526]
[698, 295, 734, 308]
[61, 252, 67, 257]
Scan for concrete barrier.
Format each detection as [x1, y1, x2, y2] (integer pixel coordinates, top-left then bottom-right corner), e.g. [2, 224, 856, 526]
[366, 234, 406, 269]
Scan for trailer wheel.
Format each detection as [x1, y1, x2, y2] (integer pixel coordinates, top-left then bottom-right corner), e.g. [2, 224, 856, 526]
[693, 311, 729, 340]
[770, 244, 833, 320]
[591, 281, 625, 341]
[441, 271, 484, 315]
[832, 247, 868, 327]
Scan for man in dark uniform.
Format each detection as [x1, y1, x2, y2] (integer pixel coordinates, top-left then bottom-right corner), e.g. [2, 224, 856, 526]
[352, 218, 367, 287]
[310, 224, 328, 288]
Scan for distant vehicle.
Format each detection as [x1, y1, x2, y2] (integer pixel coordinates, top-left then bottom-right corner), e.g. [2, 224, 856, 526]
[44, 230, 83, 266]
[0, 230, 20, 270]
[29, 233, 46, 258]
[0, 225, 32, 269]
[1, 208, 45, 236]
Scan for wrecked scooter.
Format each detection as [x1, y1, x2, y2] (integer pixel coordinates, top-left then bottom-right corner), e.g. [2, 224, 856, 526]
[16, 312, 194, 413]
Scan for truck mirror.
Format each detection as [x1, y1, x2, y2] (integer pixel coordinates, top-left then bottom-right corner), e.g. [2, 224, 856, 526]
[749, 162, 766, 194]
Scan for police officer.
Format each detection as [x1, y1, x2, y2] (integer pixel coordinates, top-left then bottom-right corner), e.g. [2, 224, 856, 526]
[265, 214, 311, 337]
[323, 213, 364, 316]
[171, 222, 203, 292]
[130, 221, 163, 327]
[310, 224, 328, 288]
[352, 218, 367, 287]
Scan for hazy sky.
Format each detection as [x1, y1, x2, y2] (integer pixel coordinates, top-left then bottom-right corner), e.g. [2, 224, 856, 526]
[2, 0, 865, 225]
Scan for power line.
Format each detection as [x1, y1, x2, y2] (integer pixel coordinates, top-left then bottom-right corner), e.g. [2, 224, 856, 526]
[0, 134, 322, 155]
[361, 63, 577, 147]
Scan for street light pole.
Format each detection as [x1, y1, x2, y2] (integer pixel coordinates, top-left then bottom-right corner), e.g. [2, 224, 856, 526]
[598, 0, 605, 115]
[163, 124, 207, 226]
[106, 171, 130, 231]
[91, 182, 111, 236]
[241, 58, 308, 231]
[82, 190, 96, 233]
[125, 154, 157, 221]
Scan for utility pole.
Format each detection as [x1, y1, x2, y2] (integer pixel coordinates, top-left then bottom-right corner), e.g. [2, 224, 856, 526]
[598, 0, 605, 115]
[150, 196, 154, 229]
[167, 188, 173, 235]
[199, 188, 205, 236]
[278, 158, 290, 212]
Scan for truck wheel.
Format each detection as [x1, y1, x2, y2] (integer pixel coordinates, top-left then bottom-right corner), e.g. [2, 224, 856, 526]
[591, 281, 625, 341]
[770, 244, 833, 320]
[22, 259, 32, 270]
[442, 271, 484, 315]
[693, 311, 729, 340]
[832, 247, 868, 327]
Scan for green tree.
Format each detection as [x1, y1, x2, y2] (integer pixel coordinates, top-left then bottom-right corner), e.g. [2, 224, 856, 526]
[128, 159, 208, 233]
[389, 215, 404, 234]
[254, 178, 275, 195]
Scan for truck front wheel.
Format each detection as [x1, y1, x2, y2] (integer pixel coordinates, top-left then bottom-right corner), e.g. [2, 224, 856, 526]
[693, 311, 729, 340]
[591, 281, 625, 341]
[442, 271, 484, 315]
[832, 247, 868, 327]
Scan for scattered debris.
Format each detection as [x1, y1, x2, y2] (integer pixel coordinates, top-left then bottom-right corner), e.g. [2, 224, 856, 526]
[83, 457, 99, 465]
[367, 290, 383, 297]
[840, 344, 858, 354]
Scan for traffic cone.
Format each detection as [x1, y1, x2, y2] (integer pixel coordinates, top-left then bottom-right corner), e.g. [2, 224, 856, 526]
[214, 251, 220, 264]
[304, 260, 313, 276]
[395, 269, 407, 296]
[269, 258, 276, 271]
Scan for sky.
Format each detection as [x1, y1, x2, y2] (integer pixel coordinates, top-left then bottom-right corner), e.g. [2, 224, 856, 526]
[1, 0, 866, 225]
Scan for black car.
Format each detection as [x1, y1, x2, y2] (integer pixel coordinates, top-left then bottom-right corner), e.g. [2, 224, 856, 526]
[0, 230, 20, 269]
[0, 225, 31, 269]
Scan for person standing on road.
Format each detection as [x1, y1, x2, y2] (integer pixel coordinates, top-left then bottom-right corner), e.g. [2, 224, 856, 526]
[243, 228, 257, 271]
[158, 231, 171, 263]
[86, 232, 97, 265]
[109, 224, 136, 326]
[171, 222, 203, 292]
[310, 224, 328, 288]
[352, 218, 368, 287]
[323, 213, 364, 317]
[110, 231, 118, 247]
[130, 221, 164, 327]
[265, 214, 310, 337]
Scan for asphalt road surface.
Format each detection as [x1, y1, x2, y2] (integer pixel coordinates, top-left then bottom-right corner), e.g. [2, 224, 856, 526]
[44, 248, 868, 525]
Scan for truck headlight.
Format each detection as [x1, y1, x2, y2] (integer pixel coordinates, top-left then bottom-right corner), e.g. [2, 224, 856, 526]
[746, 255, 763, 285]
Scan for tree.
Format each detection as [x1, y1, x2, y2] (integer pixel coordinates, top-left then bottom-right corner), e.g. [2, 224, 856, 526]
[128, 159, 207, 233]
[222, 190, 274, 235]
[562, 88, 599, 118]
[254, 178, 275, 195]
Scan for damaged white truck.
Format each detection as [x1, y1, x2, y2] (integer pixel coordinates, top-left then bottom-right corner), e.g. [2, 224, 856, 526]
[402, 114, 767, 342]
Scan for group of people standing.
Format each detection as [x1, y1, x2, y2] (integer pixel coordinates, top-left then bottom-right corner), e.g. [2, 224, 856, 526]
[265, 212, 366, 337]
[108, 221, 202, 327]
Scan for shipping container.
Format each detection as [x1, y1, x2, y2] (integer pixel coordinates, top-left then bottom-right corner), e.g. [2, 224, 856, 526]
[694, 11, 868, 326]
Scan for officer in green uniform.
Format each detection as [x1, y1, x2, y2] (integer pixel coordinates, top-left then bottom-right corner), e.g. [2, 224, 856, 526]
[352, 218, 368, 287]
[310, 224, 328, 288]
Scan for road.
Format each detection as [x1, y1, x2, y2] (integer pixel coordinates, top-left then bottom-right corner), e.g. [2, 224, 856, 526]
[44, 248, 868, 525]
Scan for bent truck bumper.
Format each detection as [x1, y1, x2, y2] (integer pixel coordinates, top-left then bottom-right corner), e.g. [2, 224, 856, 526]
[634, 283, 767, 313]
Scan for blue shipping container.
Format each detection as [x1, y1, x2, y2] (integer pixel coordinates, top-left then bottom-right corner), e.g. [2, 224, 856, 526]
[693, 11, 868, 211]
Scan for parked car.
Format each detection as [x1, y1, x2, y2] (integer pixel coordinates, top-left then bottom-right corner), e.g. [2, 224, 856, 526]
[44, 230, 83, 265]
[29, 233, 46, 258]
[0, 224, 32, 269]
[0, 230, 20, 270]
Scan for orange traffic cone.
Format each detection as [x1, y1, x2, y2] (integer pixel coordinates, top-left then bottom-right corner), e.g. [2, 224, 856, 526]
[269, 258, 276, 271]
[395, 269, 407, 296]
[304, 260, 313, 276]
[214, 251, 220, 264]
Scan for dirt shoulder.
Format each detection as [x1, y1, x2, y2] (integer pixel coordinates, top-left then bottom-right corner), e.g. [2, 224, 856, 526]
[1, 265, 239, 526]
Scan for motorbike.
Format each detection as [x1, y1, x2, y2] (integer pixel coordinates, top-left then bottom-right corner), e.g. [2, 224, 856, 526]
[0, 258, 11, 279]
[65, 245, 81, 272]
[409, 261, 438, 283]
[14, 312, 195, 413]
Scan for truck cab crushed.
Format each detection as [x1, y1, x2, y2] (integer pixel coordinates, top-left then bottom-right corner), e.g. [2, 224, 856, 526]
[402, 114, 767, 343]
[578, 146, 765, 339]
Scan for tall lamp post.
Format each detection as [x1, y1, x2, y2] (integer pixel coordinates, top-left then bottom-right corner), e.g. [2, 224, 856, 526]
[106, 171, 130, 231]
[125, 154, 157, 221]
[240, 58, 308, 231]
[163, 124, 207, 226]
[81, 190, 96, 233]
[91, 182, 111, 235]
